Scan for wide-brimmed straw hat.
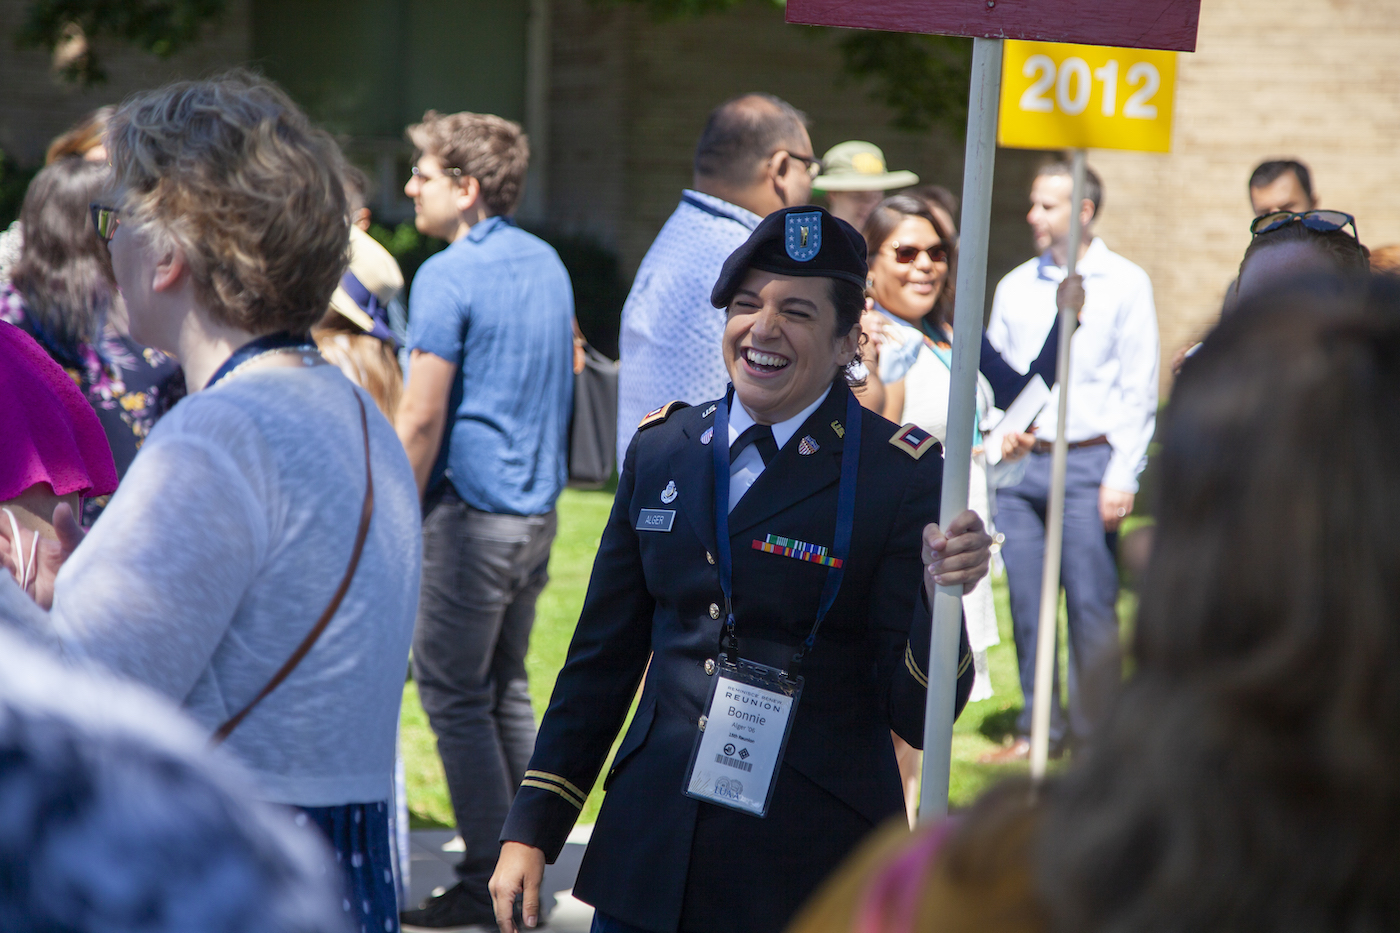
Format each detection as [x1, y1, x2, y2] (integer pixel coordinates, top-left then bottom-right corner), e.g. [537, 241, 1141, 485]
[812, 141, 919, 193]
[328, 226, 404, 345]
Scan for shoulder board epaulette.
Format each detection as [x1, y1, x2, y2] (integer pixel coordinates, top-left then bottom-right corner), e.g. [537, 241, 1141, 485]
[638, 400, 690, 430]
[889, 423, 938, 460]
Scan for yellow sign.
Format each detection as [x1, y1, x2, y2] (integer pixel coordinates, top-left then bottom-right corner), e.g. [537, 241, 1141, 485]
[998, 41, 1177, 153]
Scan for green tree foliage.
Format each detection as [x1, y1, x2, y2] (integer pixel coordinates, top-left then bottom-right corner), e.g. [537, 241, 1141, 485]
[18, 0, 226, 85]
[601, 0, 971, 135]
[833, 31, 970, 134]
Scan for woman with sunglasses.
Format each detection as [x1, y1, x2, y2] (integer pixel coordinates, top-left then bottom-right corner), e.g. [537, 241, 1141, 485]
[0, 73, 421, 933]
[1235, 209, 1369, 305]
[856, 195, 1042, 818]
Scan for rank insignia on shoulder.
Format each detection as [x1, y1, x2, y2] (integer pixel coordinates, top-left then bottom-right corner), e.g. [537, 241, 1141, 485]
[890, 423, 938, 460]
[638, 400, 690, 430]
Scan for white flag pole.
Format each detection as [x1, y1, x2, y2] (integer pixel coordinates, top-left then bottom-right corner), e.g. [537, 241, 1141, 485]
[918, 36, 1003, 822]
[1028, 148, 1087, 782]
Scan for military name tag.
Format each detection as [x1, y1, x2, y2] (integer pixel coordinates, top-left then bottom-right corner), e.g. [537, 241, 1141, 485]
[636, 509, 675, 532]
[684, 655, 802, 817]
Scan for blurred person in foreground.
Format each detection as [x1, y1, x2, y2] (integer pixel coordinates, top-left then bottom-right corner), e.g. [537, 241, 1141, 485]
[981, 161, 1158, 762]
[789, 273, 1400, 933]
[856, 195, 1036, 818]
[615, 93, 821, 463]
[0, 617, 346, 933]
[1235, 209, 1369, 304]
[0, 105, 113, 284]
[0, 72, 421, 933]
[394, 109, 574, 929]
[490, 206, 991, 933]
[813, 141, 918, 231]
[0, 158, 182, 523]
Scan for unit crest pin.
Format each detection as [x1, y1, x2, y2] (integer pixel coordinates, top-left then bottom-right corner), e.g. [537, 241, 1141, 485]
[701, 427, 714, 445]
[798, 435, 819, 456]
[661, 481, 678, 504]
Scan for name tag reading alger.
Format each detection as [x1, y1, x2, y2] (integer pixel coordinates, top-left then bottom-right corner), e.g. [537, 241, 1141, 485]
[636, 509, 675, 532]
[684, 655, 802, 817]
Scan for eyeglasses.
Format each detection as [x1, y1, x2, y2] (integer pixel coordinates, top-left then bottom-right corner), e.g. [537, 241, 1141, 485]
[778, 151, 824, 180]
[90, 203, 119, 243]
[890, 242, 949, 265]
[410, 165, 464, 183]
[1250, 209, 1359, 242]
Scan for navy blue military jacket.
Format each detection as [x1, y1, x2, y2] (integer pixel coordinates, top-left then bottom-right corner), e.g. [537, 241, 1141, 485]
[501, 382, 973, 933]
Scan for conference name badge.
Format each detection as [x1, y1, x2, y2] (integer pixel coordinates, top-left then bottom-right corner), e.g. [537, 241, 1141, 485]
[684, 655, 802, 817]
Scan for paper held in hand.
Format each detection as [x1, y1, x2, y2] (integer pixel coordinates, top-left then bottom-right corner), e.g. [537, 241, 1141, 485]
[984, 375, 1051, 465]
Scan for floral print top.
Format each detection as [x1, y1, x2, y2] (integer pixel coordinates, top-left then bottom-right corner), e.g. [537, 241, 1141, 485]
[1, 282, 183, 522]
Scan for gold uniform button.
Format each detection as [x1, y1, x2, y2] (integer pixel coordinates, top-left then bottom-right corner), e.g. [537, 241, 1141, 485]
[706, 551, 715, 564]
[705, 659, 716, 675]
[709, 603, 720, 620]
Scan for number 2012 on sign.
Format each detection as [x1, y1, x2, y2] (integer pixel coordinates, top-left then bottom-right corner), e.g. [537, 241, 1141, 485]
[998, 40, 1178, 154]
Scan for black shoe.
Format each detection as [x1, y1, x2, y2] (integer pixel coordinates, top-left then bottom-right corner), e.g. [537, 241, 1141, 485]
[400, 882, 498, 931]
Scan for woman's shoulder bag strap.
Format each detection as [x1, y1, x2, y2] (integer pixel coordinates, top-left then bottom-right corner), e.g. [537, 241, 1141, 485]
[210, 390, 375, 747]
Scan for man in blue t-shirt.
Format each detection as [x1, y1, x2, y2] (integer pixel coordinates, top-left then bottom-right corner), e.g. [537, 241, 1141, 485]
[394, 109, 574, 930]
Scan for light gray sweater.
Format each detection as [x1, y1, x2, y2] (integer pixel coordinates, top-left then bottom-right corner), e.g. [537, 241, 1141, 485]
[0, 364, 421, 806]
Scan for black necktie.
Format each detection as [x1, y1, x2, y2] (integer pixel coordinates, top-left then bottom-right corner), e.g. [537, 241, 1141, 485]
[730, 424, 778, 467]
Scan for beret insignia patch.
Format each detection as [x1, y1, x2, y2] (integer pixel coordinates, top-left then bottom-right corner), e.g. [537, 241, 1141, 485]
[889, 423, 938, 459]
[785, 211, 822, 262]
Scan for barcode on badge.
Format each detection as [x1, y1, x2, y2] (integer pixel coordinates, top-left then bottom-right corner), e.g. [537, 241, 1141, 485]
[715, 753, 753, 772]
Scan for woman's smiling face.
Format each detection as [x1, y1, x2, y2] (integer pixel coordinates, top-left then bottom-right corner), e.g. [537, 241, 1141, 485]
[722, 269, 859, 425]
[869, 215, 947, 326]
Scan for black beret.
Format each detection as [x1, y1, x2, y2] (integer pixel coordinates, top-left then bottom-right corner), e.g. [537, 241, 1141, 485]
[710, 205, 868, 309]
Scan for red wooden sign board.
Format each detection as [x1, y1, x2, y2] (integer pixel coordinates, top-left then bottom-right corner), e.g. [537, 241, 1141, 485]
[786, 0, 1201, 53]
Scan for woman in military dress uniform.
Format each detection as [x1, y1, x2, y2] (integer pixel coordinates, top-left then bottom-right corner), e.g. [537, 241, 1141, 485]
[489, 207, 992, 933]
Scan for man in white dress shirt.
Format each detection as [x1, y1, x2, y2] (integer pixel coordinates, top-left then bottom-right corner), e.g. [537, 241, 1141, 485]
[982, 162, 1159, 761]
[614, 93, 820, 463]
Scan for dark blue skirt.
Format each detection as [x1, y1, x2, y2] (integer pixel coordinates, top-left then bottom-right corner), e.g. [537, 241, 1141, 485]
[298, 800, 399, 933]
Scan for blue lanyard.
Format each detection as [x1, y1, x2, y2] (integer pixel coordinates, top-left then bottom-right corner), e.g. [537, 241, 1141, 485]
[713, 387, 863, 671]
[204, 332, 314, 391]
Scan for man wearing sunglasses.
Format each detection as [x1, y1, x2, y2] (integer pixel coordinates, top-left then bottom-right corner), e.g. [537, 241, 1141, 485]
[982, 161, 1159, 763]
[615, 93, 820, 466]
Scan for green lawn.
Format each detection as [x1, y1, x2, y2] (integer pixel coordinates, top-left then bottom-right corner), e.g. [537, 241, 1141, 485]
[402, 487, 1137, 827]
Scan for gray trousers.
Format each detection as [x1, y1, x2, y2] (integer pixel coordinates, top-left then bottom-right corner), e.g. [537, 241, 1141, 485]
[413, 484, 557, 893]
[997, 445, 1121, 748]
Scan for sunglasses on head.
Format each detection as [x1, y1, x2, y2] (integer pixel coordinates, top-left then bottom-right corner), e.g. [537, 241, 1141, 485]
[1250, 209, 1359, 242]
[890, 242, 948, 265]
[90, 203, 119, 243]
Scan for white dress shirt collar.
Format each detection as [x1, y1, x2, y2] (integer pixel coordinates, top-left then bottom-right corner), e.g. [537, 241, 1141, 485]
[725, 385, 833, 511]
[729, 385, 832, 451]
[1035, 236, 1110, 282]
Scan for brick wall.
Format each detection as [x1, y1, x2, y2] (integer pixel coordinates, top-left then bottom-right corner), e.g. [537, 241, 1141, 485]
[1089, 0, 1400, 391]
[0, 0, 251, 165]
[546, 0, 1047, 303]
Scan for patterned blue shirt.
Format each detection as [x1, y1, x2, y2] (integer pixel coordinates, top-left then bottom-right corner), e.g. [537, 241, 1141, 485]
[409, 216, 574, 515]
[615, 190, 761, 462]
